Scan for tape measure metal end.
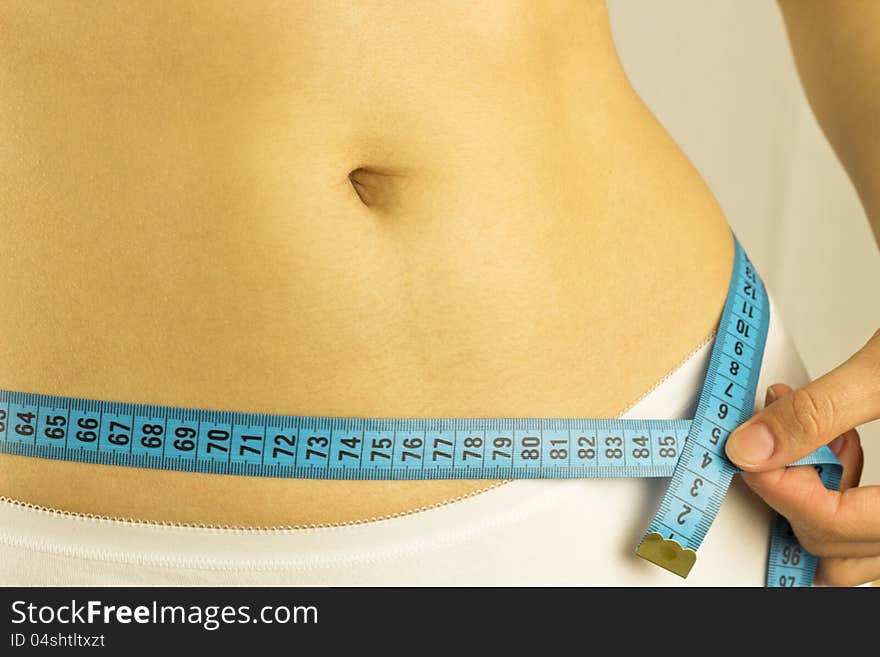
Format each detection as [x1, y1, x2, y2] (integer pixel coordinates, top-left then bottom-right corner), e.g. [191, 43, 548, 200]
[636, 532, 696, 578]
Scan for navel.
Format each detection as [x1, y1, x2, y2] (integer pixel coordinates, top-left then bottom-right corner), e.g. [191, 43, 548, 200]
[347, 166, 405, 211]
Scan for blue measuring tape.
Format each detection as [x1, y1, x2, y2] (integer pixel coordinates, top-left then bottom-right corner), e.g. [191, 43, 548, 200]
[0, 234, 840, 586]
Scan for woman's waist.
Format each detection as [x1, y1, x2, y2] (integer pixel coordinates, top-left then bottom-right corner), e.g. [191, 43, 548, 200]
[0, 219, 735, 528]
[0, 322, 787, 586]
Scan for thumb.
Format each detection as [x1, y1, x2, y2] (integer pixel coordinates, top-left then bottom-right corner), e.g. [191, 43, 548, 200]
[725, 328, 880, 472]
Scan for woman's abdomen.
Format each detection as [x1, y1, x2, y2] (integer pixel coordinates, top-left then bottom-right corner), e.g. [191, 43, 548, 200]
[0, 0, 736, 527]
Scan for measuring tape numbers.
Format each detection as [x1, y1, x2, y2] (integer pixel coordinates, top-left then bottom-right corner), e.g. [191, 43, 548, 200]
[0, 234, 841, 586]
[634, 238, 841, 586]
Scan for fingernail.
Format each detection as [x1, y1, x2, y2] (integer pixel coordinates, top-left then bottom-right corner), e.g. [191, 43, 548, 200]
[829, 434, 847, 456]
[726, 423, 776, 467]
[765, 386, 777, 406]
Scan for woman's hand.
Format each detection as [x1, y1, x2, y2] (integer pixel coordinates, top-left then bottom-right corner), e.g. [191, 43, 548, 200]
[725, 329, 880, 586]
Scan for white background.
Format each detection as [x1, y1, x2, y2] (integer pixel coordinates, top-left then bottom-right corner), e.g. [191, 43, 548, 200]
[607, 0, 880, 483]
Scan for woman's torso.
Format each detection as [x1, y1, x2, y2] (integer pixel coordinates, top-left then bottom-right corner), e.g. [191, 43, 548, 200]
[0, 1, 734, 527]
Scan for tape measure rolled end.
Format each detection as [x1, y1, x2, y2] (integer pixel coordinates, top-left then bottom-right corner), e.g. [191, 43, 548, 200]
[636, 532, 696, 579]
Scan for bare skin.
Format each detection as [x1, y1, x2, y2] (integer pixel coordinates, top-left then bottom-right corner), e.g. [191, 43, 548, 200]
[0, 1, 734, 527]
